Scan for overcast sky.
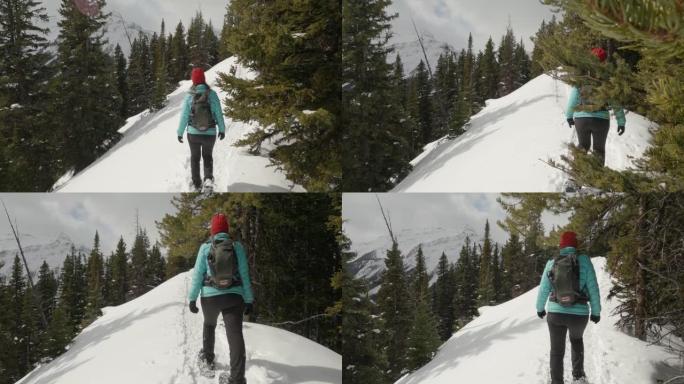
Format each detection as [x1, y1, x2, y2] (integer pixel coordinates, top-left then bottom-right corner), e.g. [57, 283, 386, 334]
[388, 0, 558, 51]
[0, 194, 177, 254]
[342, 193, 569, 247]
[44, 0, 227, 41]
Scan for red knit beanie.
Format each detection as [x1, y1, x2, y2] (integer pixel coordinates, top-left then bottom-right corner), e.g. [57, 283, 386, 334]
[191, 68, 206, 85]
[210, 213, 229, 235]
[559, 231, 578, 249]
[591, 47, 607, 63]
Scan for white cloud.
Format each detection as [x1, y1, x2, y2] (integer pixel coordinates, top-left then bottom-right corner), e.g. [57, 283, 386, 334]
[0, 194, 177, 254]
[389, 0, 557, 51]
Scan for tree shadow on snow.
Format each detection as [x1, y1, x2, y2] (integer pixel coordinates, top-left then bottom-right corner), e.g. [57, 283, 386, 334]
[248, 358, 341, 384]
[399, 94, 555, 188]
[17, 356, 94, 384]
[406, 317, 542, 381]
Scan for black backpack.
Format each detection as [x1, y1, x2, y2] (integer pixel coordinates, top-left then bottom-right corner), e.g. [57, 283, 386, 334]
[576, 84, 608, 113]
[204, 237, 241, 289]
[548, 253, 588, 306]
[189, 88, 216, 131]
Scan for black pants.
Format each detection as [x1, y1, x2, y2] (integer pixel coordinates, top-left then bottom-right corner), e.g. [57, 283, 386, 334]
[201, 294, 246, 383]
[187, 134, 216, 188]
[547, 312, 589, 384]
[575, 117, 610, 166]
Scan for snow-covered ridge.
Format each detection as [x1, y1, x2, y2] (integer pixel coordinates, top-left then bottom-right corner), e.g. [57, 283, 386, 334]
[18, 270, 341, 384]
[394, 74, 655, 192]
[395, 257, 683, 384]
[55, 57, 305, 193]
[348, 226, 480, 294]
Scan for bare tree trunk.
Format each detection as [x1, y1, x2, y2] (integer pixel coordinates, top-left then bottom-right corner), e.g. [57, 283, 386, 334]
[634, 195, 647, 340]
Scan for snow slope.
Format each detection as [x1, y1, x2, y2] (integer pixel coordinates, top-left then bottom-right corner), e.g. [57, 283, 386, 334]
[394, 74, 654, 192]
[18, 270, 341, 384]
[348, 226, 479, 294]
[55, 57, 305, 193]
[395, 257, 683, 384]
[0, 233, 89, 273]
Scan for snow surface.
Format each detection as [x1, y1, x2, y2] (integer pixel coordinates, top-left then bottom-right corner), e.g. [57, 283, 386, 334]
[394, 74, 654, 192]
[18, 270, 341, 384]
[55, 57, 305, 193]
[0, 233, 89, 273]
[348, 226, 480, 295]
[395, 257, 683, 384]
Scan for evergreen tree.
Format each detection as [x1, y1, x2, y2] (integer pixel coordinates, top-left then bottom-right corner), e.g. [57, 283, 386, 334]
[530, 16, 558, 77]
[220, 0, 341, 191]
[113, 44, 128, 118]
[110, 236, 129, 305]
[501, 232, 524, 299]
[376, 242, 411, 380]
[203, 21, 220, 66]
[187, 12, 209, 69]
[52, 0, 122, 172]
[6, 256, 25, 380]
[84, 232, 105, 324]
[497, 26, 517, 96]
[218, 5, 233, 59]
[151, 20, 169, 110]
[147, 243, 166, 288]
[42, 303, 70, 358]
[477, 37, 499, 101]
[340, 254, 387, 384]
[413, 60, 433, 147]
[434, 251, 454, 340]
[513, 39, 531, 88]
[491, 244, 504, 302]
[0, 0, 55, 191]
[432, 49, 459, 138]
[59, 247, 87, 334]
[127, 32, 153, 115]
[19, 284, 43, 371]
[478, 220, 495, 305]
[169, 21, 189, 83]
[35, 261, 58, 321]
[407, 246, 440, 370]
[129, 228, 150, 298]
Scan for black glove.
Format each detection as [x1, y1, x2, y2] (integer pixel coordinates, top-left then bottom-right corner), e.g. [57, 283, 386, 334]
[178, 136, 183, 143]
[218, 132, 225, 140]
[244, 303, 253, 316]
[590, 315, 600, 324]
[537, 310, 546, 319]
[617, 126, 625, 136]
[189, 300, 199, 314]
[567, 118, 575, 128]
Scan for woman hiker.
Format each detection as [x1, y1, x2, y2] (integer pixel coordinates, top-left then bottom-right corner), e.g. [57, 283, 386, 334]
[565, 47, 626, 169]
[177, 68, 227, 192]
[536, 231, 601, 384]
[188, 213, 254, 384]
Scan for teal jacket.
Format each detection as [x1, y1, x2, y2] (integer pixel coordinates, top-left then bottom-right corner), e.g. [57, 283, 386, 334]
[565, 86, 626, 127]
[536, 247, 601, 316]
[188, 233, 254, 303]
[177, 84, 226, 137]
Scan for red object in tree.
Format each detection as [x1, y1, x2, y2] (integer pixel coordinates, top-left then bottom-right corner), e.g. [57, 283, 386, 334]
[591, 47, 607, 62]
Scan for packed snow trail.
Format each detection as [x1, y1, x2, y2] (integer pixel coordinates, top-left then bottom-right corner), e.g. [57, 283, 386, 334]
[54, 57, 305, 193]
[395, 258, 683, 384]
[393, 75, 654, 192]
[17, 271, 341, 384]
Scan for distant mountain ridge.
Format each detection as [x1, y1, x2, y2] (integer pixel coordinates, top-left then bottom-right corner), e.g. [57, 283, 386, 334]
[390, 31, 455, 75]
[348, 226, 481, 294]
[0, 233, 90, 273]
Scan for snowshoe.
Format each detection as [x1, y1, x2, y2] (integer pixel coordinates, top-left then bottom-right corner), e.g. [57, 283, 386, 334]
[572, 377, 590, 384]
[218, 371, 232, 384]
[201, 178, 214, 194]
[197, 351, 215, 378]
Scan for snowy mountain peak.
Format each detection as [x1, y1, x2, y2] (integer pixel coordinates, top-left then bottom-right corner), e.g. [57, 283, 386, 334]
[394, 73, 654, 192]
[395, 257, 682, 384]
[348, 226, 481, 294]
[391, 33, 453, 75]
[0, 233, 89, 273]
[18, 270, 341, 384]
